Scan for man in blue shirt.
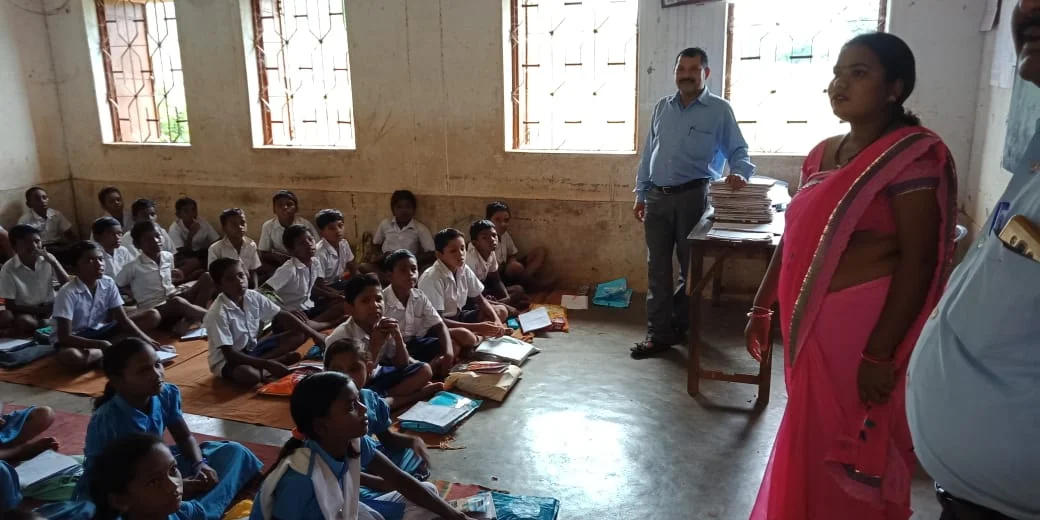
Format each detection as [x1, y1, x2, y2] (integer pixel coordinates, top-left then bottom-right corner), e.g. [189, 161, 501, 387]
[631, 47, 755, 359]
[906, 1, 1040, 518]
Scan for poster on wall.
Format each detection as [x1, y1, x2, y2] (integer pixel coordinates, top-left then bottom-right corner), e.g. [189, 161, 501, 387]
[1002, 72, 1040, 173]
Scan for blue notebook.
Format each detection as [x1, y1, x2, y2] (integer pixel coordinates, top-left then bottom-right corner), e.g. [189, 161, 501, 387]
[397, 392, 481, 435]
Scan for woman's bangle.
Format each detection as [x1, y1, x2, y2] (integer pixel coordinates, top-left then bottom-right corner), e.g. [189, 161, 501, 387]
[747, 306, 774, 319]
[751, 305, 772, 313]
[861, 352, 893, 365]
[192, 458, 209, 474]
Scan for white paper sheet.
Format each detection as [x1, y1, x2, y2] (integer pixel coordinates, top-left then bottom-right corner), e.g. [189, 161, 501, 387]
[180, 327, 207, 340]
[560, 295, 588, 310]
[15, 450, 80, 489]
[157, 351, 178, 363]
[517, 307, 551, 333]
[398, 401, 471, 428]
[474, 336, 537, 364]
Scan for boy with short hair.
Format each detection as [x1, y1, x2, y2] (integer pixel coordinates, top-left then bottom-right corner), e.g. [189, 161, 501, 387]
[204, 258, 327, 386]
[466, 219, 528, 313]
[315, 209, 358, 291]
[91, 217, 135, 279]
[418, 228, 509, 351]
[116, 222, 214, 335]
[168, 197, 219, 266]
[96, 187, 131, 229]
[383, 249, 455, 378]
[327, 274, 436, 409]
[125, 199, 175, 255]
[486, 201, 556, 291]
[260, 224, 345, 331]
[52, 241, 162, 369]
[0, 225, 69, 336]
[208, 208, 261, 289]
[258, 190, 318, 276]
[368, 190, 435, 269]
[18, 187, 75, 248]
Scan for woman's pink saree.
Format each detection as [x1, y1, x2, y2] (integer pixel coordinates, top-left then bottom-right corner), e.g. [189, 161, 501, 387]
[750, 127, 957, 519]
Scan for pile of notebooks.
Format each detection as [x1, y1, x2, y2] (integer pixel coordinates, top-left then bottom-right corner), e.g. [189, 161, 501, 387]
[709, 177, 777, 224]
[15, 450, 83, 497]
[398, 392, 482, 435]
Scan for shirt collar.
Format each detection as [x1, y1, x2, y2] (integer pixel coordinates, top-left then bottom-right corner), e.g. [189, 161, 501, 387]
[382, 285, 406, 311]
[304, 439, 348, 477]
[432, 259, 458, 279]
[345, 317, 371, 339]
[291, 256, 312, 270]
[216, 292, 244, 313]
[137, 253, 161, 268]
[670, 87, 712, 108]
[24, 208, 50, 222]
[392, 219, 416, 231]
[10, 254, 43, 271]
[112, 391, 159, 423]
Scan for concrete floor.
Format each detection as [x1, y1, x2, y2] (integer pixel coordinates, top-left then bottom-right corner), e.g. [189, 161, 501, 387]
[1, 297, 942, 520]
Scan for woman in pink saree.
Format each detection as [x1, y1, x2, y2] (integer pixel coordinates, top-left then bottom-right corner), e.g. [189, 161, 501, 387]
[745, 33, 958, 519]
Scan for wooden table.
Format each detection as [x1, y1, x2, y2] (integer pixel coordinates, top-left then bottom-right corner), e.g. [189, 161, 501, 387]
[685, 210, 783, 409]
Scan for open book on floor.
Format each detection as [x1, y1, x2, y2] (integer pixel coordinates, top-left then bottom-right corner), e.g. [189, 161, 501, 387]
[473, 336, 539, 365]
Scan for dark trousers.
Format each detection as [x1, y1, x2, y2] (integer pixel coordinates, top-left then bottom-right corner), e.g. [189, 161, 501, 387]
[936, 484, 1016, 520]
[643, 181, 708, 342]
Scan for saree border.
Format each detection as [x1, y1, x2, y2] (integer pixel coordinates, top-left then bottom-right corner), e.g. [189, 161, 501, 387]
[786, 132, 932, 364]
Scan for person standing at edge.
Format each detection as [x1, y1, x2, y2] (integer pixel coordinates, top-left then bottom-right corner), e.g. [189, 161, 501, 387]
[907, 1, 1040, 518]
[631, 47, 755, 359]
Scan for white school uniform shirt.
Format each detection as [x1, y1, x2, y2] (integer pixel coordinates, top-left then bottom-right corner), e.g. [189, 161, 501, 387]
[52, 276, 124, 333]
[327, 316, 398, 364]
[465, 243, 498, 282]
[168, 218, 220, 251]
[204, 290, 282, 374]
[417, 260, 484, 318]
[265, 257, 322, 311]
[18, 208, 72, 246]
[315, 238, 354, 281]
[102, 246, 136, 279]
[259, 217, 318, 255]
[382, 285, 443, 342]
[89, 209, 133, 242]
[373, 218, 435, 254]
[0, 255, 56, 306]
[115, 251, 176, 310]
[122, 225, 175, 257]
[495, 231, 519, 265]
[207, 237, 262, 272]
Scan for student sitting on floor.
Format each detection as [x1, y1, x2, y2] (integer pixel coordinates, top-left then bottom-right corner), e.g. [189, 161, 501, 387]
[383, 250, 455, 378]
[205, 258, 327, 386]
[0, 459, 21, 514]
[364, 190, 435, 273]
[52, 241, 160, 369]
[261, 224, 345, 332]
[208, 208, 262, 289]
[89, 433, 197, 520]
[116, 222, 215, 336]
[486, 201, 556, 291]
[97, 186, 132, 230]
[1, 405, 57, 465]
[327, 274, 435, 410]
[466, 219, 528, 314]
[0, 226, 10, 264]
[315, 209, 358, 291]
[18, 187, 75, 250]
[169, 197, 219, 272]
[418, 228, 508, 352]
[258, 190, 318, 279]
[92, 217, 135, 280]
[324, 339, 434, 489]
[130, 198, 205, 281]
[82, 339, 263, 520]
[251, 371, 469, 520]
[0, 225, 69, 336]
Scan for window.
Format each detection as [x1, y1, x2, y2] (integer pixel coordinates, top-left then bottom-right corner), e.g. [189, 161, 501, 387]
[508, 0, 638, 152]
[95, 0, 189, 143]
[251, 0, 356, 148]
[725, 0, 885, 154]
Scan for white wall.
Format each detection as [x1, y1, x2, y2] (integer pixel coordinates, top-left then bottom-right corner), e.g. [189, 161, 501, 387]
[31, 0, 987, 291]
[0, 0, 73, 227]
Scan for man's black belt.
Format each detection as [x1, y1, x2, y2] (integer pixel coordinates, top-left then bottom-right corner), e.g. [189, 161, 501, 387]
[650, 178, 709, 195]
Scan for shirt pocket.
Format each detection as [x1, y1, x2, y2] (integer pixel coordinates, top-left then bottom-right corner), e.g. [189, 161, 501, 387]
[686, 124, 716, 161]
[946, 236, 1040, 350]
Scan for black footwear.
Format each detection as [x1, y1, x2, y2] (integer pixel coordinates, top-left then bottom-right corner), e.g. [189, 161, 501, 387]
[630, 338, 675, 359]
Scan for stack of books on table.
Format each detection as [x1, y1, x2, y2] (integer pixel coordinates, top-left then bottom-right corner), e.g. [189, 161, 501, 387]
[709, 177, 777, 224]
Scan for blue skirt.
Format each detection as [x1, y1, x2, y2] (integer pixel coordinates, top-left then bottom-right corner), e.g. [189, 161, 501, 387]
[170, 441, 263, 520]
[0, 460, 21, 512]
[0, 406, 34, 445]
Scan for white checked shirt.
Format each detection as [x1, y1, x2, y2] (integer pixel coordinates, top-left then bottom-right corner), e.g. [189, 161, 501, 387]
[169, 219, 220, 251]
[259, 217, 318, 255]
[373, 218, 435, 254]
[53, 276, 124, 333]
[382, 285, 443, 341]
[465, 243, 498, 282]
[495, 231, 519, 264]
[204, 290, 282, 374]
[0, 255, 56, 305]
[316, 238, 354, 281]
[102, 246, 136, 279]
[328, 316, 398, 364]
[207, 237, 261, 272]
[417, 260, 484, 318]
[18, 208, 72, 246]
[265, 257, 322, 311]
[115, 251, 176, 310]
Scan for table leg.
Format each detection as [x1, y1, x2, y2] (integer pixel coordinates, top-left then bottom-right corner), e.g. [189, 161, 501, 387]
[711, 256, 724, 307]
[687, 242, 705, 397]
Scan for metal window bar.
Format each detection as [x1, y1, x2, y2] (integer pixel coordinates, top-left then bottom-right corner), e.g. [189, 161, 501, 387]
[251, 0, 356, 147]
[95, 0, 188, 144]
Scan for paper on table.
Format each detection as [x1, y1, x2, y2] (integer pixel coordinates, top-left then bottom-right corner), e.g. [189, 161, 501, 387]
[398, 401, 471, 429]
[517, 306, 551, 333]
[705, 230, 774, 242]
[0, 338, 33, 352]
[15, 450, 80, 489]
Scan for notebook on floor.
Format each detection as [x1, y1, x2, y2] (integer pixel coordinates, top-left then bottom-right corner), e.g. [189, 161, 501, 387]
[473, 336, 538, 365]
[15, 450, 81, 490]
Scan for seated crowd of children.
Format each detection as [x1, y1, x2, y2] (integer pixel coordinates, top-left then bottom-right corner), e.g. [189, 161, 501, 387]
[0, 185, 557, 518]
